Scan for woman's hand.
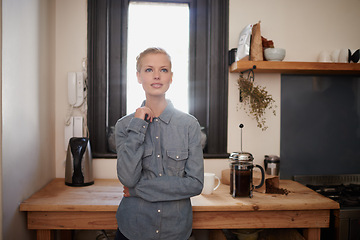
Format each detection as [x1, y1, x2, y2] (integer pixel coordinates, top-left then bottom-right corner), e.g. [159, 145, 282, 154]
[123, 186, 130, 197]
[134, 106, 154, 122]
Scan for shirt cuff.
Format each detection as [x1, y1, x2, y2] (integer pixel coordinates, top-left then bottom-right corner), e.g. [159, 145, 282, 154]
[127, 117, 148, 135]
[128, 187, 137, 197]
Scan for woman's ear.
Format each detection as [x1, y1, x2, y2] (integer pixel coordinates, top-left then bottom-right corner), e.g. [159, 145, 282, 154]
[136, 72, 142, 84]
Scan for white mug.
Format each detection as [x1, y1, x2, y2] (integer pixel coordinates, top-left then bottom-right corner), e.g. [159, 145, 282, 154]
[331, 49, 340, 62]
[201, 172, 221, 195]
[338, 48, 349, 63]
[318, 50, 331, 62]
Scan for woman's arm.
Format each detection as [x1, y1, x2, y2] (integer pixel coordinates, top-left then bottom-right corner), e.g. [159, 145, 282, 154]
[128, 120, 204, 202]
[115, 117, 148, 188]
[116, 106, 155, 187]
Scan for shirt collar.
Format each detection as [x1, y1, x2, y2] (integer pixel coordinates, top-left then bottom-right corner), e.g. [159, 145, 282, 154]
[141, 99, 174, 124]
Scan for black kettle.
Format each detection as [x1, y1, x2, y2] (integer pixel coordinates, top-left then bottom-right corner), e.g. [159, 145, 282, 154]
[65, 137, 94, 186]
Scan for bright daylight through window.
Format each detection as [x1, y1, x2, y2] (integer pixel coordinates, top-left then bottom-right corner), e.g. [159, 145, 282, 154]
[127, 2, 190, 114]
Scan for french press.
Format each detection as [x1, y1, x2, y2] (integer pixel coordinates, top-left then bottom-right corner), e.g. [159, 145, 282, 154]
[229, 124, 265, 198]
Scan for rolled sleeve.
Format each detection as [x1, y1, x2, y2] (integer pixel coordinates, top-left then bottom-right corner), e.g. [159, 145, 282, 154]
[115, 116, 149, 188]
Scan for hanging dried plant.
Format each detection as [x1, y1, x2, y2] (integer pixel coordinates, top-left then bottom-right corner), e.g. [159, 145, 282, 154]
[237, 70, 276, 131]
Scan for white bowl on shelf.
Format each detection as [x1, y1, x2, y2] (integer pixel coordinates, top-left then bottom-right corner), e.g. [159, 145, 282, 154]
[264, 48, 286, 61]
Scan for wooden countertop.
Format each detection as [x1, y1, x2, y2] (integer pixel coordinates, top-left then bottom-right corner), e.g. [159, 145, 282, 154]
[20, 178, 339, 213]
[191, 180, 339, 211]
[20, 179, 121, 212]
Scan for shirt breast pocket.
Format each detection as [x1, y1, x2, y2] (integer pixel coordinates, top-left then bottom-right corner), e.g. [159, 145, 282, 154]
[166, 150, 188, 177]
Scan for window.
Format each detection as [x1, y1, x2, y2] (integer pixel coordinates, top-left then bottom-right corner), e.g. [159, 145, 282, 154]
[127, 2, 190, 114]
[88, 0, 229, 158]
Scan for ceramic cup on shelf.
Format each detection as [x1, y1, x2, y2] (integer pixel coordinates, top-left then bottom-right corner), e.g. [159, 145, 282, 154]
[201, 172, 220, 195]
[338, 48, 349, 63]
[330, 49, 340, 62]
[318, 50, 331, 62]
[264, 48, 286, 61]
[349, 49, 360, 63]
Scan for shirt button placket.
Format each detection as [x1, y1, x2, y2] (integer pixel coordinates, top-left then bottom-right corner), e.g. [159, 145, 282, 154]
[154, 118, 163, 177]
[155, 204, 161, 237]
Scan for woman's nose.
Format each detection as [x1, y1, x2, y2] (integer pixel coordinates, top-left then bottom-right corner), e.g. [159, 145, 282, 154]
[154, 72, 160, 79]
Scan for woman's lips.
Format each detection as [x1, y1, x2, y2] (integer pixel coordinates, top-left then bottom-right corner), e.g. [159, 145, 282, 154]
[151, 83, 163, 88]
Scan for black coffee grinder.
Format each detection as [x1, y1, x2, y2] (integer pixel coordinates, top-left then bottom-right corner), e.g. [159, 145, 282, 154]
[229, 124, 265, 198]
[65, 137, 94, 186]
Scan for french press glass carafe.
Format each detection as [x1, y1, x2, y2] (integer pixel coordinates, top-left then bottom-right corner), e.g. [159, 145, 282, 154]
[229, 124, 265, 198]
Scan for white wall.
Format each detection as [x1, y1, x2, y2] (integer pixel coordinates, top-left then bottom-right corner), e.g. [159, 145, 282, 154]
[53, 0, 360, 181]
[0, 0, 3, 237]
[1, 0, 56, 239]
[54, 0, 88, 178]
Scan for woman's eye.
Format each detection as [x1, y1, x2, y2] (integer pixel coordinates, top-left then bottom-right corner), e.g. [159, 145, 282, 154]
[160, 69, 168, 73]
[145, 68, 152, 72]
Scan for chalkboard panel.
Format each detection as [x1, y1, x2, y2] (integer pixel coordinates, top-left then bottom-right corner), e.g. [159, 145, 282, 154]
[280, 75, 360, 179]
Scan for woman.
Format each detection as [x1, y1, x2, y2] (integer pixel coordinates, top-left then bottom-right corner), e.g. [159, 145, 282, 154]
[115, 47, 204, 240]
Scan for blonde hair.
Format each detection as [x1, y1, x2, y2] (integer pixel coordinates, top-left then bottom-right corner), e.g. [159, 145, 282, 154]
[136, 47, 172, 72]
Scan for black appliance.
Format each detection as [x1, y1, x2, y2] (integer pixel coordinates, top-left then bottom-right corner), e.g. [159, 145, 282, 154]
[65, 137, 94, 186]
[294, 174, 360, 240]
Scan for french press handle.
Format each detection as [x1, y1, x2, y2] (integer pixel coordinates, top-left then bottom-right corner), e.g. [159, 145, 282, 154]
[254, 164, 265, 189]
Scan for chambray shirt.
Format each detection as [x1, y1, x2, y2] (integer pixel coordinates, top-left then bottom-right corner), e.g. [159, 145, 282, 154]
[115, 100, 204, 240]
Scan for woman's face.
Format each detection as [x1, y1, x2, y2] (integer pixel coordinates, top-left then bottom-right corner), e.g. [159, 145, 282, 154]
[137, 53, 173, 98]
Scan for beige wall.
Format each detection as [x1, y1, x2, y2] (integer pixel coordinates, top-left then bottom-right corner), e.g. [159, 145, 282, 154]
[229, 0, 360, 62]
[0, 0, 3, 238]
[1, 0, 56, 239]
[53, 0, 360, 180]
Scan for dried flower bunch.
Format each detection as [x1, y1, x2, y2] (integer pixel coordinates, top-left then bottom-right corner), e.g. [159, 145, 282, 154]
[238, 71, 276, 131]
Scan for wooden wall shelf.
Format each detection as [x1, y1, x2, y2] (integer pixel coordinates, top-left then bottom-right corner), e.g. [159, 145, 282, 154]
[230, 61, 360, 75]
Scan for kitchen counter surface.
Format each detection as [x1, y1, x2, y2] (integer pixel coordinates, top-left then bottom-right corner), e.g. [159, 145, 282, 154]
[20, 179, 339, 212]
[191, 180, 339, 211]
[20, 178, 339, 240]
[20, 178, 121, 212]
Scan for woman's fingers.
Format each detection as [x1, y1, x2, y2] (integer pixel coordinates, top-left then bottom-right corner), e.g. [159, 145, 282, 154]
[135, 106, 154, 122]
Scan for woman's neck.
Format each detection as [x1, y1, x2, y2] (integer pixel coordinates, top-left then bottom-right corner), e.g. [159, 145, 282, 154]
[145, 95, 167, 117]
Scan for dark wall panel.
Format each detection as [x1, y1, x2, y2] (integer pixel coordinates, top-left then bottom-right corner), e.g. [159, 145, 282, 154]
[281, 75, 360, 179]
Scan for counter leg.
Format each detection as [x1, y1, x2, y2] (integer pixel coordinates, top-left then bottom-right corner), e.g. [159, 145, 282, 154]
[37, 229, 53, 240]
[209, 230, 227, 240]
[303, 228, 321, 240]
[60, 230, 73, 240]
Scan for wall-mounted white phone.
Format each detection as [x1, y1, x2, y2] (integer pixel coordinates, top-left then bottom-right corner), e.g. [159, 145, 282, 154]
[68, 72, 84, 107]
[65, 72, 85, 150]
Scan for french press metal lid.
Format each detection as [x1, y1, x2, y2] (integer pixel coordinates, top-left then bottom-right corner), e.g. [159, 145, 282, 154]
[229, 151, 254, 162]
[229, 124, 253, 164]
